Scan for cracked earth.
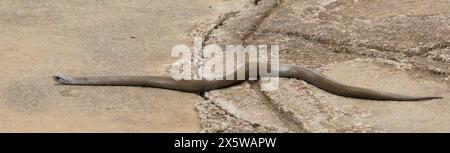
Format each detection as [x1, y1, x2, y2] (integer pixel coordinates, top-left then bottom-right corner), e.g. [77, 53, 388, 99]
[193, 0, 450, 132]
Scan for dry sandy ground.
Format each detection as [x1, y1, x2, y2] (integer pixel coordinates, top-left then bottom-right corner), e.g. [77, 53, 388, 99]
[0, 0, 226, 132]
[0, 0, 449, 132]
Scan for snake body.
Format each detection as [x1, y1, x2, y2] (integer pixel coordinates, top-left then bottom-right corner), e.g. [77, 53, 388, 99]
[53, 63, 442, 101]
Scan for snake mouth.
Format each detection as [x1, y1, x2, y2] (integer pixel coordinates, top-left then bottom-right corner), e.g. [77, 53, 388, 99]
[53, 75, 73, 84]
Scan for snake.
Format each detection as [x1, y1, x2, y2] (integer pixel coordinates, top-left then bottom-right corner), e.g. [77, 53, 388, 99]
[53, 62, 442, 101]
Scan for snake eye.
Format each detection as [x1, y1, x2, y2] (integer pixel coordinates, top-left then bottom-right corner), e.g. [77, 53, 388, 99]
[53, 75, 73, 84]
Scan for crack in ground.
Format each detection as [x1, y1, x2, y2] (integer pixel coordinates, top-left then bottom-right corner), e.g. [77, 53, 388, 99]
[272, 30, 450, 76]
[202, 11, 240, 49]
[418, 42, 450, 56]
[192, 0, 450, 132]
[191, 11, 239, 78]
[236, 0, 309, 132]
[207, 98, 279, 132]
[254, 0, 262, 5]
[250, 82, 306, 132]
[193, 0, 450, 132]
[241, 0, 284, 44]
[263, 30, 450, 61]
[196, 93, 281, 132]
[427, 46, 450, 64]
[198, 87, 283, 132]
[264, 30, 400, 53]
[193, 0, 304, 132]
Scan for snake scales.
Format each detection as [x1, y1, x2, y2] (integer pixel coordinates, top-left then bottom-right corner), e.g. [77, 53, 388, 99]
[53, 62, 442, 101]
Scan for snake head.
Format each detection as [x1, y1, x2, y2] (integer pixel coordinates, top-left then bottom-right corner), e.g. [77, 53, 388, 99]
[53, 75, 74, 84]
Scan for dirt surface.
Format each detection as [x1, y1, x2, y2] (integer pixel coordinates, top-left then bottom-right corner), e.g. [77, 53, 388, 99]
[0, 0, 226, 132]
[1, 0, 449, 132]
[195, 0, 450, 133]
